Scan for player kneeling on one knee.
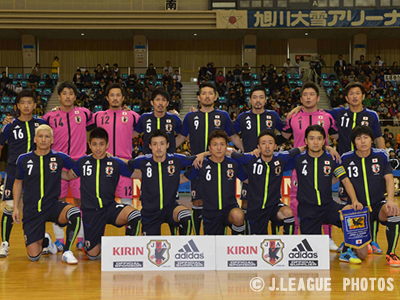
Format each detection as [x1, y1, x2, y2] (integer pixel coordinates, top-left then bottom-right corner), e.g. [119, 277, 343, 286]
[63, 128, 141, 260]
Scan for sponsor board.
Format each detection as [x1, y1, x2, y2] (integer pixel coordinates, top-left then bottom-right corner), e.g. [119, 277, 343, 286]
[215, 235, 329, 270]
[102, 236, 215, 271]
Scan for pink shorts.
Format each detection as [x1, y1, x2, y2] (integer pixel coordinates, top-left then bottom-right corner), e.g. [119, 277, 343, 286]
[116, 175, 133, 199]
[60, 178, 81, 199]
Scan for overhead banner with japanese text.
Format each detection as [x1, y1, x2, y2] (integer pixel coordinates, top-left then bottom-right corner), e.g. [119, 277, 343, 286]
[248, 9, 400, 29]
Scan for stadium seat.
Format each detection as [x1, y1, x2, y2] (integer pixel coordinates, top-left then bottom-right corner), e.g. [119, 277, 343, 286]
[25, 73, 31, 79]
[43, 74, 49, 79]
[94, 105, 102, 112]
[41, 96, 48, 103]
[246, 96, 250, 103]
[43, 88, 52, 96]
[1, 97, 10, 104]
[132, 105, 140, 113]
[93, 80, 100, 87]
[323, 80, 331, 87]
[11, 97, 16, 104]
[51, 74, 59, 80]
[122, 74, 128, 80]
[81, 88, 89, 94]
[0, 105, 5, 112]
[251, 74, 258, 80]
[8, 74, 14, 79]
[156, 74, 162, 80]
[243, 81, 251, 87]
[21, 80, 28, 88]
[129, 88, 134, 93]
[218, 96, 226, 104]
[12, 80, 19, 86]
[328, 73, 336, 80]
[252, 80, 260, 86]
[155, 81, 162, 86]
[265, 88, 270, 95]
[296, 81, 303, 87]
[38, 81, 45, 88]
[209, 80, 215, 85]
[139, 74, 145, 79]
[33, 114, 39, 118]
[90, 74, 94, 79]
[244, 88, 251, 95]
[36, 88, 43, 95]
[327, 88, 333, 95]
[287, 74, 292, 79]
[294, 74, 300, 79]
[149, 80, 153, 85]
[5, 105, 13, 113]
[321, 73, 328, 79]
[16, 73, 23, 80]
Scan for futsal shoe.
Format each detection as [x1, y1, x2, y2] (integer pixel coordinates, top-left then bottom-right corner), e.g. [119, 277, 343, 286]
[336, 242, 344, 253]
[339, 248, 362, 264]
[62, 250, 78, 265]
[329, 238, 338, 251]
[368, 244, 372, 254]
[0, 242, 9, 258]
[386, 253, 400, 267]
[76, 240, 84, 251]
[54, 240, 65, 252]
[45, 233, 58, 255]
[370, 241, 383, 254]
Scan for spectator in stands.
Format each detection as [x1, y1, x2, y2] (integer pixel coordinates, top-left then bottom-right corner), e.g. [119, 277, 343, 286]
[259, 65, 267, 79]
[128, 70, 137, 87]
[5, 81, 15, 96]
[216, 71, 225, 85]
[390, 103, 399, 125]
[374, 78, 385, 95]
[164, 61, 173, 74]
[146, 63, 157, 80]
[239, 102, 250, 114]
[173, 69, 181, 83]
[362, 93, 374, 108]
[32, 63, 41, 78]
[384, 128, 395, 141]
[31, 85, 39, 98]
[363, 76, 372, 91]
[72, 69, 83, 89]
[233, 64, 242, 82]
[0, 72, 9, 91]
[82, 70, 92, 87]
[283, 58, 292, 73]
[386, 140, 394, 154]
[228, 93, 238, 107]
[104, 63, 113, 77]
[52, 56, 60, 75]
[163, 80, 171, 94]
[113, 64, 120, 78]
[102, 70, 111, 83]
[230, 112, 238, 122]
[28, 70, 40, 87]
[140, 96, 152, 114]
[392, 62, 400, 74]
[216, 81, 226, 98]
[142, 86, 152, 100]
[334, 54, 346, 72]
[242, 63, 251, 81]
[342, 75, 349, 87]
[267, 64, 276, 77]
[94, 64, 103, 80]
[225, 71, 234, 88]
[376, 56, 384, 67]
[236, 86, 246, 105]
[348, 70, 356, 83]
[15, 82, 23, 94]
[99, 78, 107, 92]
[34, 98, 44, 116]
[143, 78, 152, 91]
[377, 102, 389, 120]
[117, 77, 126, 89]
[358, 70, 366, 83]
[228, 103, 239, 116]
[171, 86, 181, 98]
[162, 70, 172, 85]
[111, 72, 120, 83]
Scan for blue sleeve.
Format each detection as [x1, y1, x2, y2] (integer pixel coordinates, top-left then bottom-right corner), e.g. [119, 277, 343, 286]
[0, 124, 11, 146]
[231, 152, 253, 165]
[272, 111, 283, 132]
[237, 164, 247, 181]
[325, 107, 342, 119]
[173, 115, 182, 134]
[15, 157, 25, 180]
[134, 115, 144, 134]
[223, 111, 234, 136]
[181, 113, 191, 137]
[128, 155, 149, 169]
[61, 153, 75, 170]
[72, 159, 81, 177]
[184, 167, 199, 181]
[37, 118, 48, 125]
[116, 158, 133, 178]
[233, 113, 243, 134]
[175, 154, 196, 167]
[370, 111, 383, 138]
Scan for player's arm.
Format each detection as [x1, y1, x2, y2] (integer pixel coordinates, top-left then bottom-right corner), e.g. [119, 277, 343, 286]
[376, 136, 385, 149]
[334, 166, 363, 211]
[180, 167, 198, 184]
[326, 145, 341, 163]
[62, 169, 78, 181]
[384, 173, 400, 216]
[175, 134, 187, 148]
[0, 145, 3, 160]
[130, 169, 142, 179]
[230, 134, 244, 152]
[192, 151, 210, 169]
[132, 130, 140, 138]
[12, 179, 23, 224]
[231, 152, 252, 165]
[286, 106, 303, 120]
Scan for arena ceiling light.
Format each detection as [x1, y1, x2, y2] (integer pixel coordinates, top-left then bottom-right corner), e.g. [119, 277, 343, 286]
[194, 33, 197, 36]
[81, 33, 85, 36]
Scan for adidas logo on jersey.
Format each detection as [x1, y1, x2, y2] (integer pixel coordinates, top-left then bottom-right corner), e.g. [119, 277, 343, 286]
[85, 161, 91, 165]
[175, 239, 204, 260]
[257, 159, 262, 163]
[206, 165, 211, 169]
[246, 116, 251, 120]
[146, 119, 151, 123]
[289, 239, 318, 259]
[194, 116, 199, 120]
[344, 113, 348, 117]
[27, 160, 33, 163]
[302, 160, 308, 164]
[15, 125, 20, 129]
[146, 162, 152, 166]
[349, 161, 355, 166]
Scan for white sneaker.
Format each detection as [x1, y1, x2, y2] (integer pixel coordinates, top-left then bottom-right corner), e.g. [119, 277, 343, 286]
[62, 250, 78, 265]
[42, 247, 50, 255]
[44, 233, 58, 255]
[0, 242, 9, 258]
[329, 238, 338, 251]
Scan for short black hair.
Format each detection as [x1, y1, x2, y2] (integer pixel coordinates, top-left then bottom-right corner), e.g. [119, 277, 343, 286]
[250, 85, 267, 98]
[384, 128, 389, 132]
[300, 82, 319, 97]
[344, 81, 365, 97]
[16, 89, 36, 104]
[149, 129, 169, 144]
[89, 127, 109, 144]
[258, 130, 276, 144]
[305, 125, 326, 140]
[208, 130, 229, 146]
[105, 83, 125, 98]
[152, 88, 170, 102]
[351, 126, 375, 147]
[199, 82, 217, 94]
[58, 81, 78, 96]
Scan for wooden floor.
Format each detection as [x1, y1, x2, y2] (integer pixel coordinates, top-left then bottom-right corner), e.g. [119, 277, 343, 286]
[1, 196, 400, 300]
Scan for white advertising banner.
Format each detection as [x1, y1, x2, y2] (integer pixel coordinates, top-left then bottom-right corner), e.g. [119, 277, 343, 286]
[101, 236, 216, 271]
[215, 235, 330, 270]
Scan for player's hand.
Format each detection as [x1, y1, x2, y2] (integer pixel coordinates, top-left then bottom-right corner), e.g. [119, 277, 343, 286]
[286, 106, 302, 120]
[52, 106, 61, 111]
[190, 106, 198, 113]
[351, 200, 363, 211]
[106, 152, 113, 157]
[326, 146, 341, 163]
[122, 104, 131, 111]
[12, 208, 20, 224]
[386, 201, 400, 216]
[193, 156, 204, 169]
[251, 148, 260, 157]
[3, 116, 13, 125]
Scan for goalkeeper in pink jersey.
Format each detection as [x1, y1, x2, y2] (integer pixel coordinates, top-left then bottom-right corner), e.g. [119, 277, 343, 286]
[43, 81, 94, 251]
[88, 83, 140, 205]
[282, 82, 339, 250]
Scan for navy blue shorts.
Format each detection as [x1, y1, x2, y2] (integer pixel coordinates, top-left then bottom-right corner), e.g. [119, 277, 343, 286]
[202, 204, 238, 235]
[298, 201, 345, 234]
[2, 164, 17, 201]
[23, 201, 70, 247]
[141, 201, 180, 236]
[82, 202, 127, 251]
[247, 202, 287, 235]
[370, 199, 387, 226]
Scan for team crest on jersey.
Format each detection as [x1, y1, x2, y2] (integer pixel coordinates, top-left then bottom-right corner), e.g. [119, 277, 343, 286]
[266, 120, 273, 128]
[122, 116, 128, 123]
[324, 166, 331, 175]
[361, 121, 369, 126]
[214, 119, 221, 127]
[318, 120, 325, 127]
[106, 166, 114, 175]
[5, 189, 10, 197]
[49, 162, 58, 171]
[227, 169, 234, 178]
[372, 164, 380, 174]
[75, 115, 81, 124]
[275, 166, 281, 175]
[167, 165, 175, 175]
[261, 239, 284, 266]
[165, 124, 172, 132]
[147, 240, 171, 267]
